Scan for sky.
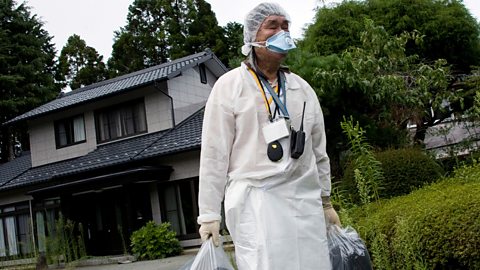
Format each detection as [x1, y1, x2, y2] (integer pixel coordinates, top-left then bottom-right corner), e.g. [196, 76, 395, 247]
[25, 0, 480, 60]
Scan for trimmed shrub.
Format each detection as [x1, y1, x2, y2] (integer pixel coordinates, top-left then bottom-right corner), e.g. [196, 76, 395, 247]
[130, 221, 182, 260]
[374, 148, 444, 198]
[342, 147, 444, 202]
[347, 163, 480, 269]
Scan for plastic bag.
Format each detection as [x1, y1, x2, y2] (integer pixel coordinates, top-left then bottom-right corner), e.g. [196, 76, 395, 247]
[327, 225, 373, 270]
[179, 237, 235, 270]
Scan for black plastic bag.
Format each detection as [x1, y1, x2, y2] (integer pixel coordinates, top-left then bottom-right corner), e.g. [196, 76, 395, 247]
[179, 238, 235, 270]
[327, 225, 373, 270]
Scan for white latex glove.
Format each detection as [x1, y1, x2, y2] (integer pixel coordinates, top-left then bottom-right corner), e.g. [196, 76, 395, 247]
[322, 196, 341, 226]
[199, 220, 220, 247]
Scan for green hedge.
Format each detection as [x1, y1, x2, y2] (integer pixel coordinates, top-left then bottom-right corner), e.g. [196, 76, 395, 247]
[347, 163, 480, 269]
[130, 221, 182, 260]
[341, 147, 444, 202]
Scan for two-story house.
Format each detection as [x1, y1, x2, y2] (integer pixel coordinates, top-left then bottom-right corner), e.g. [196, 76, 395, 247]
[0, 50, 228, 257]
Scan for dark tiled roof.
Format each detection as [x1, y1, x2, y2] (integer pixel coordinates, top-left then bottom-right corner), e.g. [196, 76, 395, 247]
[0, 109, 204, 191]
[0, 151, 32, 187]
[136, 108, 203, 159]
[4, 51, 219, 125]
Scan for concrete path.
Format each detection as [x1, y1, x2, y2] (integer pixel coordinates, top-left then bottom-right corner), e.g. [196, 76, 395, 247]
[76, 254, 195, 270]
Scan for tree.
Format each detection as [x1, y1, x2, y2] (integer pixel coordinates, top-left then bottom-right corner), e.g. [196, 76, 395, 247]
[222, 22, 244, 68]
[0, 0, 59, 162]
[182, 0, 227, 62]
[290, 20, 455, 166]
[108, 0, 228, 76]
[108, 0, 171, 76]
[57, 34, 107, 90]
[300, 1, 367, 56]
[302, 0, 480, 73]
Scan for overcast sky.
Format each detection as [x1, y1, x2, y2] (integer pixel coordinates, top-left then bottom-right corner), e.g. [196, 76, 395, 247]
[25, 0, 480, 60]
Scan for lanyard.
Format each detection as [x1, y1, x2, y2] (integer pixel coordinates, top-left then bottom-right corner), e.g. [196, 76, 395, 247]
[248, 69, 289, 121]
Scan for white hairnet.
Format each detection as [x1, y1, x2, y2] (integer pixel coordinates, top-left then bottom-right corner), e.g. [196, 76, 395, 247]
[242, 2, 291, 56]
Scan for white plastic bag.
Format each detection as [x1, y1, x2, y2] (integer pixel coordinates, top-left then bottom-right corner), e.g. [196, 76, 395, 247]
[179, 238, 235, 270]
[327, 225, 373, 270]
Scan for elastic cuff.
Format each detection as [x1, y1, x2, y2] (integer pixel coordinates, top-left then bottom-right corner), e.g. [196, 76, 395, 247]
[321, 196, 332, 209]
[197, 214, 222, 224]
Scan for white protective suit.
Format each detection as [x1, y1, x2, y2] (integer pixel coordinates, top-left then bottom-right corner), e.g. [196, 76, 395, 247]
[198, 62, 331, 270]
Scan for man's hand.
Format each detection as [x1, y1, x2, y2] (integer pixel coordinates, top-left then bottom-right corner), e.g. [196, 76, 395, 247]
[199, 220, 220, 246]
[322, 196, 341, 226]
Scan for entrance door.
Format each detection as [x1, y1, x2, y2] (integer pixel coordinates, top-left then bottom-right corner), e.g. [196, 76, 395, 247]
[71, 187, 126, 256]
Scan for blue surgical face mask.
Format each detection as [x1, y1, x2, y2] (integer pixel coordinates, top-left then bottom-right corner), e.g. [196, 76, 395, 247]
[250, 30, 296, 54]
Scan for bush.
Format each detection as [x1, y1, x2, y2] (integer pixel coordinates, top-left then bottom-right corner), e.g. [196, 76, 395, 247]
[347, 162, 480, 269]
[375, 147, 444, 198]
[437, 149, 480, 174]
[130, 221, 182, 260]
[342, 147, 444, 202]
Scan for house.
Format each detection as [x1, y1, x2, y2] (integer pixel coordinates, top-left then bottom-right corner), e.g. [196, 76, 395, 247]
[424, 118, 480, 159]
[0, 50, 228, 258]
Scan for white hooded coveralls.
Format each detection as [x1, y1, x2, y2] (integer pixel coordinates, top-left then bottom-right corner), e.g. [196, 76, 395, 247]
[198, 63, 331, 270]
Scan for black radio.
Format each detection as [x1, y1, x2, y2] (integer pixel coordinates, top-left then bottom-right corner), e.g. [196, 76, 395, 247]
[290, 102, 306, 159]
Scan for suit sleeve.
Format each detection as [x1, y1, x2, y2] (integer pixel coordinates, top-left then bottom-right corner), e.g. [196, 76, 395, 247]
[309, 87, 331, 197]
[197, 75, 236, 224]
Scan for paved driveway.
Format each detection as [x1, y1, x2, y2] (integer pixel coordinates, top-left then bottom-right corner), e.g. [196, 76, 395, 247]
[76, 254, 195, 270]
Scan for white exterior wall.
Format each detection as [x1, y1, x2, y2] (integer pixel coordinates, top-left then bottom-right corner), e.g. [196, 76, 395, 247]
[29, 109, 97, 167]
[168, 67, 217, 125]
[158, 150, 200, 180]
[144, 81, 174, 133]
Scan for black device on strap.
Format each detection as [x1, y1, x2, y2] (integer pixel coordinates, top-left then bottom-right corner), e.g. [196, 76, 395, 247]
[290, 102, 306, 159]
[267, 140, 283, 162]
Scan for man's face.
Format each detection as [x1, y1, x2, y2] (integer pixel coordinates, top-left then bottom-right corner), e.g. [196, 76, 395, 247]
[254, 15, 290, 61]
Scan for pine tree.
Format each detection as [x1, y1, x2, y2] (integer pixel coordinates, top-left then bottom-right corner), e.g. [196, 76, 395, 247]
[57, 34, 107, 90]
[107, 0, 231, 75]
[222, 22, 244, 68]
[0, 0, 59, 162]
[108, 0, 171, 76]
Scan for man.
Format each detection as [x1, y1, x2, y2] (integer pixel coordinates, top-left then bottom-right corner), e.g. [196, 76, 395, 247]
[197, 2, 340, 269]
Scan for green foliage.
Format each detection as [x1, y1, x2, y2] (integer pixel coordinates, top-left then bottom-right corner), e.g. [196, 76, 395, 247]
[296, 1, 480, 164]
[222, 22, 244, 68]
[301, 0, 367, 56]
[45, 215, 87, 265]
[56, 34, 107, 90]
[345, 148, 444, 200]
[348, 162, 480, 269]
[343, 147, 443, 202]
[291, 19, 457, 167]
[340, 116, 383, 205]
[108, 0, 229, 75]
[182, 0, 228, 64]
[130, 221, 182, 260]
[0, 0, 59, 161]
[303, 0, 480, 73]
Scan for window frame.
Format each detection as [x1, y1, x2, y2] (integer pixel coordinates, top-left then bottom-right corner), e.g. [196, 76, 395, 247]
[0, 202, 34, 258]
[54, 114, 87, 149]
[94, 98, 148, 144]
[199, 63, 207, 84]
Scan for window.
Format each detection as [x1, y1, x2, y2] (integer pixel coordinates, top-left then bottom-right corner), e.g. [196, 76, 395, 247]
[34, 199, 60, 254]
[199, 63, 207, 84]
[0, 203, 34, 258]
[54, 115, 86, 148]
[95, 99, 147, 143]
[0, 219, 5, 257]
